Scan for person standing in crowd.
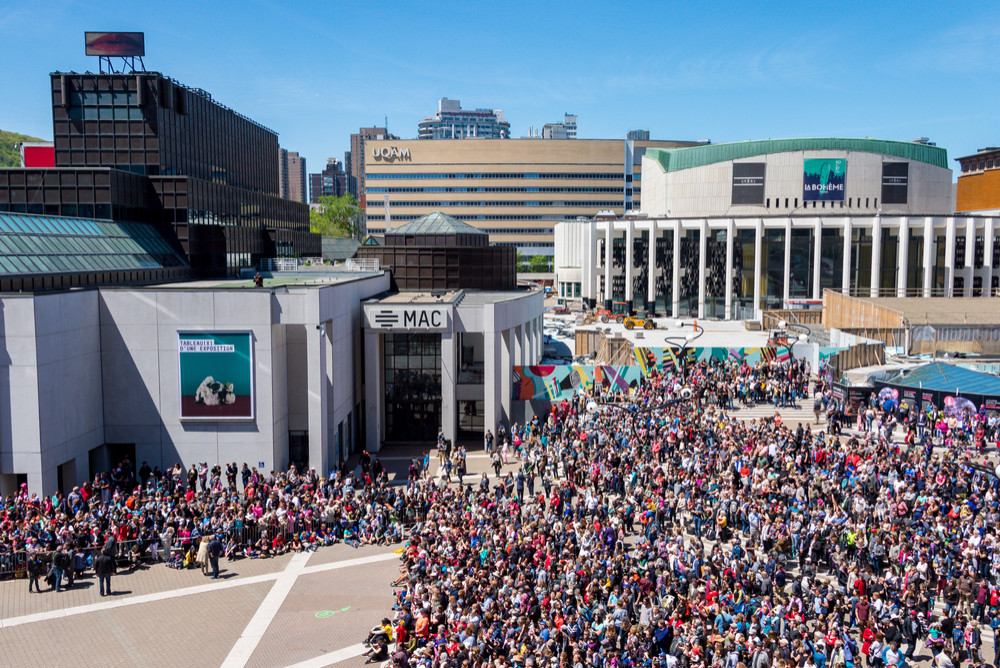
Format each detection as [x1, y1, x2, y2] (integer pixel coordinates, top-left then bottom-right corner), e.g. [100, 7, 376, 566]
[208, 533, 223, 579]
[94, 550, 115, 596]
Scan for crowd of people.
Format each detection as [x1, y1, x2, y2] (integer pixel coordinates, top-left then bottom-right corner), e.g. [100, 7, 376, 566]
[2, 351, 998, 668]
[370, 356, 1000, 668]
[1, 453, 409, 592]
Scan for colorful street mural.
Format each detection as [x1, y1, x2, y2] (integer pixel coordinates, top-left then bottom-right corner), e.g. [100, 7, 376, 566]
[513, 347, 846, 402]
[513, 365, 644, 401]
[632, 347, 789, 374]
[632, 346, 844, 375]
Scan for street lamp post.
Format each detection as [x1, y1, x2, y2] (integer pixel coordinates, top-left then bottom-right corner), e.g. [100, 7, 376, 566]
[774, 319, 810, 361]
[667, 319, 704, 381]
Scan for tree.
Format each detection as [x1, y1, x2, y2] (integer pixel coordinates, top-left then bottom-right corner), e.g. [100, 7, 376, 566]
[529, 255, 552, 272]
[309, 194, 362, 238]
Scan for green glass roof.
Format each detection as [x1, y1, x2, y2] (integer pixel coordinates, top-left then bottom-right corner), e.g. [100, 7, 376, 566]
[645, 138, 949, 173]
[0, 212, 186, 276]
[385, 211, 485, 236]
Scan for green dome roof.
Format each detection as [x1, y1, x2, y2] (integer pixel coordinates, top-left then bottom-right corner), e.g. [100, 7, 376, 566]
[385, 211, 484, 236]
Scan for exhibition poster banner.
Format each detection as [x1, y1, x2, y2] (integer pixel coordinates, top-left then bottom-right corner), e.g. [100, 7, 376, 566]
[803, 158, 846, 201]
[178, 332, 255, 420]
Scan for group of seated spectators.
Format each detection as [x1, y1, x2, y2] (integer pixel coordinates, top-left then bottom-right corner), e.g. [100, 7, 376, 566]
[0, 450, 408, 589]
[372, 356, 1000, 668]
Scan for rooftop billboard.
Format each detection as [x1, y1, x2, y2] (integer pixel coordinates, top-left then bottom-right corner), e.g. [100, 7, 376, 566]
[85, 32, 145, 57]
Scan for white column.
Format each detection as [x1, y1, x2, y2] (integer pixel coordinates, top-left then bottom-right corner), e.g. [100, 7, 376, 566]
[725, 219, 734, 319]
[812, 218, 823, 301]
[870, 216, 882, 298]
[528, 317, 542, 365]
[753, 219, 762, 318]
[965, 217, 976, 297]
[647, 221, 657, 313]
[500, 328, 512, 426]
[440, 330, 458, 445]
[842, 218, 852, 295]
[782, 218, 792, 306]
[364, 329, 383, 452]
[923, 217, 934, 298]
[985, 219, 996, 297]
[484, 326, 503, 433]
[583, 222, 598, 304]
[526, 320, 534, 364]
[944, 217, 957, 298]
[603, 220, 613, 305]
[698, 219, 707, 319]
[897, 219, 909, 298]
[511, 324, 521, 367]
[625, 219, 635, 302]
[672, 221, 681, 318]
[307, 323, 330, 472]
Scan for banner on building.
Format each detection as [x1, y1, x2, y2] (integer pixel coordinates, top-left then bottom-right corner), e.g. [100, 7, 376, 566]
[803, 158, 846, 201]
[873, 380, 997, 416]
[512, 365, 643, 401]
[881, 162, 908, 205]
[731, 163, 766, 205]
[178, 332, 255, 420]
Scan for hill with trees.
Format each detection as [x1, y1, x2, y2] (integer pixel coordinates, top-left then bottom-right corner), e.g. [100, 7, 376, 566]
[0, 130, 45, 167]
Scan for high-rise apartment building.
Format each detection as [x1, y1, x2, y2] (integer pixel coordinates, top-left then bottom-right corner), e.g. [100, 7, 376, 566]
[309, 158, 348, 203]
[542, 113, 578, 139]
[349, 126, 398, 205]
[418, 98, 510, 140]
[279, 148, 307, 203]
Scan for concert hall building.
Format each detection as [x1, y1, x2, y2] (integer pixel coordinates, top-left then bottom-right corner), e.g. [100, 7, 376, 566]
[555, 138, 1000, 319]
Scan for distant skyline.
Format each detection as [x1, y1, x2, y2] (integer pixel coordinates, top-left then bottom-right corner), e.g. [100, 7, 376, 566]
[2, 1, 998, 182]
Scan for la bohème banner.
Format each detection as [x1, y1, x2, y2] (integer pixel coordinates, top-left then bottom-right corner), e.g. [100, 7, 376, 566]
[178, 332, 255, 420]
[803, 158, 846, 201]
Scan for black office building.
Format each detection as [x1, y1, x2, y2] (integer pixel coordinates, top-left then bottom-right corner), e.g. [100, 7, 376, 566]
[0, 71, 318, 281]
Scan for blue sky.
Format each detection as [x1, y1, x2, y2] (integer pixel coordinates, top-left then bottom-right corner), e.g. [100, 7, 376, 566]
[2, 1, 998, 178]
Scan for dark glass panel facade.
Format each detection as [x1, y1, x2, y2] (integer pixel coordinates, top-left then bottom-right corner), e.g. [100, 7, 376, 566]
[788, 228, 813, 298]
[384, 333, 441, 442]
[820, 227, 844, 292]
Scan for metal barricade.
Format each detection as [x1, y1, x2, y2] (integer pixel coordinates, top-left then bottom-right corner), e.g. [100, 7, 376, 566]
[0, 550, 29, 580]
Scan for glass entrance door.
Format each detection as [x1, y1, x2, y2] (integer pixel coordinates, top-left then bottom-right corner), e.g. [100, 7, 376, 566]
[384, 333, 442, 442]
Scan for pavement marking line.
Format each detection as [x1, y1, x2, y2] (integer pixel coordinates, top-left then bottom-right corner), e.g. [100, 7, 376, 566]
[221, 550, 313, 668]
[283, 643, 367, 668]
[0, 570, 282, 628]
[0, 550, 400, 630]
[302, 551, 397, 575]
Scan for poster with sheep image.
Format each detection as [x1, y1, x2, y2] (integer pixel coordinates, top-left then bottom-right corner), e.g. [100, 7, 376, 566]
[178, 332, 254, 420]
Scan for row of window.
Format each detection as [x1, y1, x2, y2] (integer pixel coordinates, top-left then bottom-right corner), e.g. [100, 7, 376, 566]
[367, 186, 624, 194]
[0, 253, 163, 275]
[369, 200, 622, 208]
[762, 197, 878, 209]
[0, 213, 104, 236]
[961, 158, 998, 173]
[67, 106, 146, 121]
[68, 91, 138, 106]
[367, 214, 547, 221]
[367, 172, 624, 180]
